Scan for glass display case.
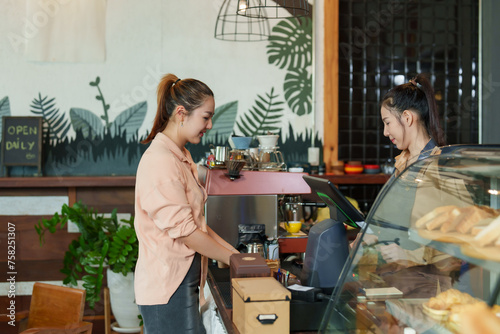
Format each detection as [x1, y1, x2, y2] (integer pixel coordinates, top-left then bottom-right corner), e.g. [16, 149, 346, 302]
[320, 145, 500, 333]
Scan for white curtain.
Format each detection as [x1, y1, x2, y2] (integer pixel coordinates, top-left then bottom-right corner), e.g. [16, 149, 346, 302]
[24, 0, 106, 62]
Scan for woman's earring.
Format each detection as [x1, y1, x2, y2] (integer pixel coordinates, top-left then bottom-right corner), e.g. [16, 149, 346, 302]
[181, 121, 183, 127]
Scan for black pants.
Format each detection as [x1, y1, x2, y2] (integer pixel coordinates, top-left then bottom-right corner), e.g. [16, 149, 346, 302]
[139, 253, 206, 334]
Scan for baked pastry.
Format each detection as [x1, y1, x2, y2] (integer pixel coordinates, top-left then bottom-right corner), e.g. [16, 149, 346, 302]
[440, 206, 471, 233]
[427, 296, 448, 310]
[470, 218, 496, 236]
[426, 208, 461, 231]
[427, 288, 477, 310]
[455, 205, 498, 234]
[495, 236, 500, 247]
[453, 302, 500, 334]
[425, 289, 492, 329]
[416, 204, 499, 237]
[415, 205, 458, 229]
[474, 215, 500, 247]
[481, 205, 500, 217]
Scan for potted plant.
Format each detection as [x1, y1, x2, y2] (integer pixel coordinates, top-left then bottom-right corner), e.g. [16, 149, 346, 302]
[35, 201, 140, 328]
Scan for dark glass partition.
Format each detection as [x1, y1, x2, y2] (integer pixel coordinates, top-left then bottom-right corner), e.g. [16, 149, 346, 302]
[337, 0, 479, 164]
[336, 0, 479, 212]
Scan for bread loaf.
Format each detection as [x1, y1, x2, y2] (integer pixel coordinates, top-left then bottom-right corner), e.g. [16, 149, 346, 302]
[440, 206, 470, 233]
[481, 205, 500, 217]
[415, 205, 458, 228]
[426, 208, 460, 231]
[470, 218, 495, 236]
[474, 215, 500, 247]
[455, 205, 497, 234]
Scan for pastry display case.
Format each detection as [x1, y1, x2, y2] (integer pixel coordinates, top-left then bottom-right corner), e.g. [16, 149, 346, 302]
[320, 145, 500, 333]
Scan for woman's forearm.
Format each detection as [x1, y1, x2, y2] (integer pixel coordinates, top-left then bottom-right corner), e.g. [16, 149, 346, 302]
[178, 229, 235, 265]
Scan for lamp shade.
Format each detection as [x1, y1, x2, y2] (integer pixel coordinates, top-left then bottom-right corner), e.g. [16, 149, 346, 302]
[215, 0, 270, 42]
[236, 0, 311, 19]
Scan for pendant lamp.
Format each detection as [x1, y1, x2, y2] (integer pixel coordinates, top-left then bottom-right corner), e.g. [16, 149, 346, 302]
[237, 0, 310, 19]
[215, 0, 270, 42]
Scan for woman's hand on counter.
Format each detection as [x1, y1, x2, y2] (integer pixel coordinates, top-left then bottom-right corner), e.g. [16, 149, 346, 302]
[218, 248, 239, 268]
[350, 232, 378, 249]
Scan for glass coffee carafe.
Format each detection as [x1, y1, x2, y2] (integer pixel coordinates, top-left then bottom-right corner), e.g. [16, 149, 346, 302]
[228, 149, 256, 170]
[256, 146, 286, 171]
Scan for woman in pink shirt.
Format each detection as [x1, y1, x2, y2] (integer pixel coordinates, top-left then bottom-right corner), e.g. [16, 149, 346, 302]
[134, 73, 238, 333]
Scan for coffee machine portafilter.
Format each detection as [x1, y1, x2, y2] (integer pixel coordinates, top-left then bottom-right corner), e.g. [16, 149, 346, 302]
[278, 195, 327, 224]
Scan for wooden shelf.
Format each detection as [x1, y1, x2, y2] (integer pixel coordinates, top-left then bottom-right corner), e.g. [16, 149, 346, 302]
[0, 176, 136, 188]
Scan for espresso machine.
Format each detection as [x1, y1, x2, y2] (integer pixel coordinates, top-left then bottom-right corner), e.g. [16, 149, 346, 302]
[198, 166, 310, 251]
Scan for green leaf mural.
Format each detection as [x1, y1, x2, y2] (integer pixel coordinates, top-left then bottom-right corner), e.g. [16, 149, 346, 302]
[0, 96, 11, 140]
[267, 17, 312, 70]
[30, 93, 71, 145]
[202, 100, 238, 145]
[69, 108, 104, 139]
[266, 17, 313, 121]
[284, 68, 312, 116]
[111, 101, 147, 141]
[89, 76, 111, 129]
[236, 87, 284, 137]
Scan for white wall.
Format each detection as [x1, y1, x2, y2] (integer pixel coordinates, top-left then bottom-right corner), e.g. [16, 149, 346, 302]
[1, 0, 320, 141]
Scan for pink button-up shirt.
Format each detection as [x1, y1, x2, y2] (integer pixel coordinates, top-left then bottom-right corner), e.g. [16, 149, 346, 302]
[134, 133, 208, 305]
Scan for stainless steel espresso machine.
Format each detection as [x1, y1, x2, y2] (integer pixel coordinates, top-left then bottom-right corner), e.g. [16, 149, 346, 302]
[198, 166, 310, 251]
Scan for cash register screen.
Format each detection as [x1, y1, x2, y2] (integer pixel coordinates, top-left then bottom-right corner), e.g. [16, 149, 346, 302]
[302, 175, 364, 229]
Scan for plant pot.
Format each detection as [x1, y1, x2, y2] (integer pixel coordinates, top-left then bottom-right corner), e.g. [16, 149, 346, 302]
[107, 268, 141, 329]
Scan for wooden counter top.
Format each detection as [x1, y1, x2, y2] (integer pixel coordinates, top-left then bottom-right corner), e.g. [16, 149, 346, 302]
[0, 173, 388, 189]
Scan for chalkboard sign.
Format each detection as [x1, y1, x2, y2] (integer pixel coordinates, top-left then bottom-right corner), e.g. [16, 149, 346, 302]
[1, 116, 43, 175]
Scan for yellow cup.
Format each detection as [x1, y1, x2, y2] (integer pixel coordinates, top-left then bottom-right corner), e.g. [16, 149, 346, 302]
[285, 221, 302, 233]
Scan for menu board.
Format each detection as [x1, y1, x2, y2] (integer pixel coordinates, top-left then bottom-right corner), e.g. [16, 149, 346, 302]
[1, 116, 43, 175]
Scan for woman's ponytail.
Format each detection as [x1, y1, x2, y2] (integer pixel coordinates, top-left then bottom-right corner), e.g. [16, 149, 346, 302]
[142, 74, 178, 144]
[413, 74, 445, 146]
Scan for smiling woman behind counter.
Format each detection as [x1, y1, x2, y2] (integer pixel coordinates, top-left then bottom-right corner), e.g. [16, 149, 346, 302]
[381, 73, 446, 175]
[353, 74, 447, 255]
[134, 73, 238, 334]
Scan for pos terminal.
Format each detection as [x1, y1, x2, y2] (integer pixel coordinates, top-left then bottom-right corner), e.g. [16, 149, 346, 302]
[287, 175, 365, 331]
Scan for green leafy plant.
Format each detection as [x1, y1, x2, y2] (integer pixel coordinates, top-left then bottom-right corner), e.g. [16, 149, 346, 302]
[35, 201, 138, 308]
